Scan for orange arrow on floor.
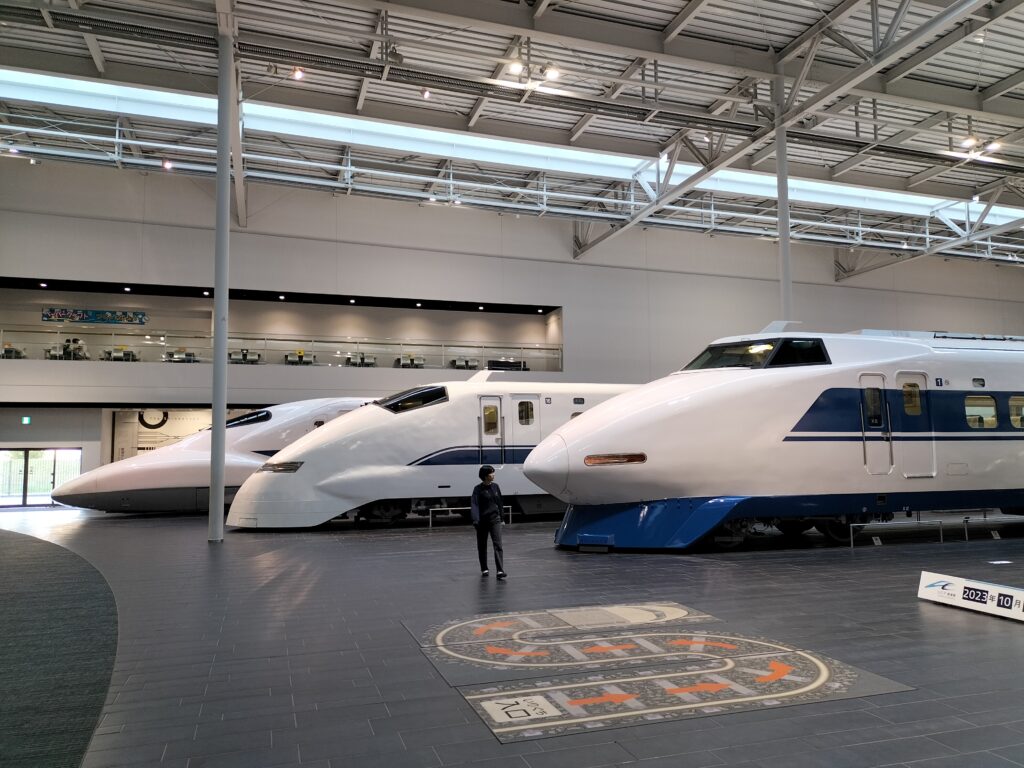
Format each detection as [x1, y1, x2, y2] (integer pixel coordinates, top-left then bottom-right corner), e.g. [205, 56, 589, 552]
[755, 660, 795, 682]
[582, 643, 638, 653]
[665, 682, 731, 695]
[472, 621, 517, 636]
[567, 693, 636, 707]
[484, 644, 549, 657]
[667, 639, 738, 650]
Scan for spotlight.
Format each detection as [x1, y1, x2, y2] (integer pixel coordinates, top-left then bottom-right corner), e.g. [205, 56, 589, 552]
[278, 295, 285, 300]
[960, 136, 979, 149]
[478, 305, 484, 310]
[39, 282, 47, 287]
[537, 309, 543, 313]
[203, 291, 210, 296]
[986, 141, 1001, 152]
[162, 158, 173, 170]
[416, 302, 422, 307]
[508, 59, 524, 75]
[542, 62, 560, 80]
[972, 194, 980, 203]
[124, 286, 131, 292]
[349, 299, 355, 303]
[291, 67, 305, 80]
[421, 87, 431, 99]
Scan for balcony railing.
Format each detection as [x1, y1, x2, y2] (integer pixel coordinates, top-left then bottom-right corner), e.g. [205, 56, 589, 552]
[0, 327, 563, 372]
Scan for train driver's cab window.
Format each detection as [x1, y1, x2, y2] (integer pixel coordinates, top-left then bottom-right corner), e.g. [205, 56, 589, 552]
[483, 405, 499, 435]
[518, 401, 534, 425]
[226, 410, 272, 429]
[863, 388, 883, 428]
[684, 341, 777, 370]
[765, 338, 830, 367]
[1011, 396, 1024, 429]
[902, 383, 922, 416]
[377, 385, 448, 414]
[965, 395, 997, 429]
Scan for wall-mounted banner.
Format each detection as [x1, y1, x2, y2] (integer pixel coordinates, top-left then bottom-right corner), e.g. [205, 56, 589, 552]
[42, 307, 148, 325]
[918, 570, 1024, 622]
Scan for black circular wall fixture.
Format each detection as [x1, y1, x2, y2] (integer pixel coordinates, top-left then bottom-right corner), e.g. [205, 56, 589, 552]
[138, 410, 169, 429]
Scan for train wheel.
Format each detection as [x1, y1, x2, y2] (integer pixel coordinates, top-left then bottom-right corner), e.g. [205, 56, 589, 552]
[814, 519, 852, 545]
[776, 519, 812, 537]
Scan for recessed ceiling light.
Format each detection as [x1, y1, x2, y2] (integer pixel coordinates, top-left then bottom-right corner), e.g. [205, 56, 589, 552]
[416, 302, 422, 307]
[421, 87, 431, 99]
[39, 282, 47, 287]
[124, 286, 131, 292]
[278, 294, 285, 300]
[428, 196, 437, 202]
[291, 67, 305, 80]
[349, 298, 355, 304]
[8, 146, 19, 154]
[203, 291, 210, 296]
[478, 305, 484, 310]
[162, 158, 173, 170]
[453, 199, 462, 205]
[537, 309, 543, 313]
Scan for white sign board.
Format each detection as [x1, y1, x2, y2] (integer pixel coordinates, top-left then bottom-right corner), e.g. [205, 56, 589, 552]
[918, 570, 1024, 621]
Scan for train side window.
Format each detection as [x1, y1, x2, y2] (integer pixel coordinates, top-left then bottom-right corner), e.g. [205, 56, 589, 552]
[902, 383, 922, 416]
[965, 395, 997, 429]
[863, 388, 883, 428]
[226, 410, 271, 428]
[377, 385, 448, 414]
[518, 401, 534, 425]
[483, 405, 499, 435]
[1010, 396, 1024, 428]
[766, 338, 830, 367]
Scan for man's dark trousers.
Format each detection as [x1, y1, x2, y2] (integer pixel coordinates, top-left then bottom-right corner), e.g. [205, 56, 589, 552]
[476, 517, 504, 572]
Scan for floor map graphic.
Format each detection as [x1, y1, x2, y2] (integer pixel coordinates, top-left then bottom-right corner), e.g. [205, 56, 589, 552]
[419, 602, 908, 742]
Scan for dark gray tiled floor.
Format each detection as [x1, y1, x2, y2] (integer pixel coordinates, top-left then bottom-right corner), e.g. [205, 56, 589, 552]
[6, 508, 1024, 767]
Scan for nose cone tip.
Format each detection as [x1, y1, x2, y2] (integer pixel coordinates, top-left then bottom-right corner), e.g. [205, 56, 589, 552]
[524, 434, 570, 497]
[51, 475, 92, 506]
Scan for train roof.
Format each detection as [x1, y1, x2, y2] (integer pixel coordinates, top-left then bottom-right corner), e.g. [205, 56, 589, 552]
[713, 329, 1024, 353]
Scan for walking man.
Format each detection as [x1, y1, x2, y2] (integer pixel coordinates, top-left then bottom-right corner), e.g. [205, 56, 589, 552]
[471, 465, 506, 579]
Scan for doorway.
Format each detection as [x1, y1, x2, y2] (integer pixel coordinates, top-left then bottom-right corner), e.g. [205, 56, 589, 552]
[0, 448, 83, 506]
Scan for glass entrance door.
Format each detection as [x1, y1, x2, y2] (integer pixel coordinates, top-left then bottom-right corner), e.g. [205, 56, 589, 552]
[0, 448, 82, 506]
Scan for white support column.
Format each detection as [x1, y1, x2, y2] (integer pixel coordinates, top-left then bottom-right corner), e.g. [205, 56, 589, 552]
[774, 63, 792, 322]
[209, 30, 232, 543]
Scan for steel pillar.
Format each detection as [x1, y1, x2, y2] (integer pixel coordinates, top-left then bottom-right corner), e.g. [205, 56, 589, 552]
[775, 63, 793, 322]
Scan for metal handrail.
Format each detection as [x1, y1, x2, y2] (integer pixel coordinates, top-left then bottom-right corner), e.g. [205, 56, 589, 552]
[426, 505, 513, 529]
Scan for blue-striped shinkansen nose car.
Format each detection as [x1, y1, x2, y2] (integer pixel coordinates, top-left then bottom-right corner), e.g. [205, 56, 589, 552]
[524, 330, 1024, 550]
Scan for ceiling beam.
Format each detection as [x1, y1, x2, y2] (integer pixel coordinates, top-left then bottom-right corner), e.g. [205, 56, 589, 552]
[885, 0, 1024, 83]
[777, 0, 868, 63]
[468, 35, 522, 128]
[831, 110, 949, 177]
[663, 0, 715, 43]
[570, 57, 648, 142]
[573, 0, 988, 259]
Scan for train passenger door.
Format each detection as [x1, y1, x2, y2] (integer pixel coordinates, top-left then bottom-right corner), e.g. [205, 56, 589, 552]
[894, 372, 936, 478]
[478, 396, 504, 466]
[859, 374, 893, 475]
[508, 395, 541, 465]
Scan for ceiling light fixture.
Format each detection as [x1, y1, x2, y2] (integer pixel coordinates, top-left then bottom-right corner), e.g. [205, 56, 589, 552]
[421, 87, 431, 99]
[124, 286, 131, 292]
[278, 294, 285, 300]
[507, 59, 524, 75]
[29, 157, 38, 165]
[291, 67, 305, 81]
[416, 302, 422, 307]
[478, 305, 484, 310]
[349, 298, 355, 303]
[203, 290, 210, 296]
[960, 136, 979, 149]
[161, 158, 173, 170]
[537, 309, 543, 313]
[428, 195, 437, 202]
[39, 282, 47, 287]
[8, 146, 19, 154]
[453, 199, 462, 205]
[986, 141, 1001, 152]
[542, 63, 560, 80]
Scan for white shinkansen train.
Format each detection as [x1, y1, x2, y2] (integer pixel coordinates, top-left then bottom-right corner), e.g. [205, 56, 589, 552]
[52, 398, 370, 513]
[525, 330, 1024, 550]
[226, 380, 634, 528]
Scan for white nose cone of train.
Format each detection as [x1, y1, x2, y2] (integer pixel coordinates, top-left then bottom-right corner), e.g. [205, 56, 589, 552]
[523, 434, 570, 498]
[51, 472, 97, 507]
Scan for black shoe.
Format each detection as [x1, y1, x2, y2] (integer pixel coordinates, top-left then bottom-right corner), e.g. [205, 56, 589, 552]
[481, 570, 489, 577]
[496, 571, 507, 580]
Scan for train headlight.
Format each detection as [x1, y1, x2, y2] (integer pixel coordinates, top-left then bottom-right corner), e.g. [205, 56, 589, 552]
[257, 461, 304, 473]
[583, 453, 646, 466]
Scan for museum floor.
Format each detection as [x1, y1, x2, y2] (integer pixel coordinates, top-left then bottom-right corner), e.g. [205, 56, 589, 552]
[5, 507, 1024, 768]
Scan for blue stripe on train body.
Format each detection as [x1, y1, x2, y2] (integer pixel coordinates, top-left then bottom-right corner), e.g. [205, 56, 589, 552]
[556, 488, 1024, 550]
[410, 445, 536, 466]
[789, 387, 1024, 439]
